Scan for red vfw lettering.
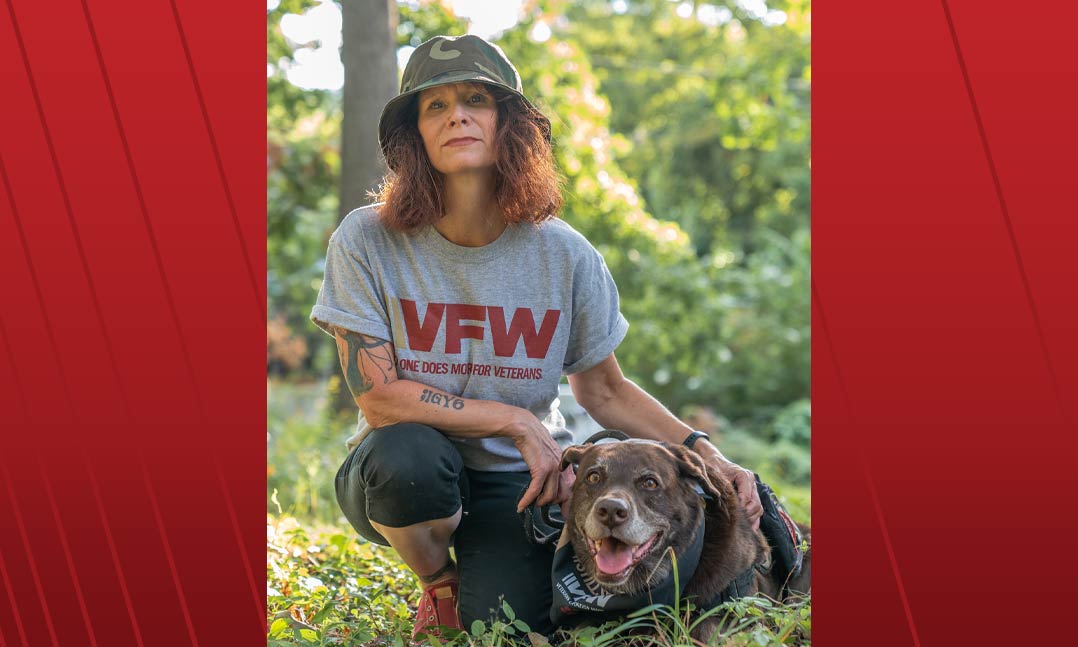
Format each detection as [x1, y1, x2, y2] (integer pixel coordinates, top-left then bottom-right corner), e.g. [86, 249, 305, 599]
[488, 306, 560, 359]
[400, 300, 445, 352]
[399, 299, 561, 358]
[445, 304, 486, 353]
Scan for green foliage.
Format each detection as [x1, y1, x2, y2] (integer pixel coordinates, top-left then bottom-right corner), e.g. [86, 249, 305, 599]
[268, 379, 340, 521]
[769, 399, 811, 447]
[397, 2, 466, 46]
[719, 423, 811, 497]
[267, 515, 417, 644]
[463, 604, 537, 646]
[697, 228, 811, 419]
[268, 0, 342, 375]
[267, 515, 811, 646]
[558, 0, 811, 254]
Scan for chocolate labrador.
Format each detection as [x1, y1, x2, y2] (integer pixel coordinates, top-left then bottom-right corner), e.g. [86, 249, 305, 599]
[554, 439, 810, 641]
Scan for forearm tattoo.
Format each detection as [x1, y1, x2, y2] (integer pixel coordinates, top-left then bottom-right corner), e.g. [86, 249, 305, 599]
[419, 388, 465, 410]
[332, 326, 394, 399]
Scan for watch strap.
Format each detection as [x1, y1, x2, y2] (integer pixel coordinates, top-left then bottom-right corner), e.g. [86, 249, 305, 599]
[682, 431, 711, 449]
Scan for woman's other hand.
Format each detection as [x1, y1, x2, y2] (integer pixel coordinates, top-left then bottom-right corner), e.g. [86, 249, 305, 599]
[710, 456, 763, 530]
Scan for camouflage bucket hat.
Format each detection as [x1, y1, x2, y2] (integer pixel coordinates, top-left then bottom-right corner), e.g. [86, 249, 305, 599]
[377, 34, 550, 171]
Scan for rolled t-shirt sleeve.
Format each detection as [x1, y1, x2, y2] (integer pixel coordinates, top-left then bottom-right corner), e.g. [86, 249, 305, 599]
[562, 247, 629, 375]
[310, 224, 392, 341]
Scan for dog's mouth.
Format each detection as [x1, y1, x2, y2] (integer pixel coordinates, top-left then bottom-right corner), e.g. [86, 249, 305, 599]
[586, 533, 662, 579]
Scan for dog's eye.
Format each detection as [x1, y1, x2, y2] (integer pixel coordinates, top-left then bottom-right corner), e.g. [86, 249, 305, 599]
[586, 471, 602, 484]
[640, 477, 659, 490]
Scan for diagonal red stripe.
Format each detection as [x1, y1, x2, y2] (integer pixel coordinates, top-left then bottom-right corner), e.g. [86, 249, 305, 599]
[214, 455, 267, 633]
[37, 458, 97, 645]
[0, 541, 30, 647]
[167, 0, 265, 320]
[939, 0, 1070, 425]
[84, 455, 145, 647]
[139, 454, 200, 646]
[2, 461, 59, 646]
[813, 279, 922, 646]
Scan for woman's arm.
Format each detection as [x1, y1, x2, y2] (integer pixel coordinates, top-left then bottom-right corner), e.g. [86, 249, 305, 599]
[333, 325, 521, 436]
[567, 353, 764, 527]
[331, 325, 565, 511]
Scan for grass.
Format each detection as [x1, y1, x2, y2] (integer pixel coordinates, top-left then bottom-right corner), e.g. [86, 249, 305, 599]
[267, 515, 415, 645]
[267, 512, 810, 646]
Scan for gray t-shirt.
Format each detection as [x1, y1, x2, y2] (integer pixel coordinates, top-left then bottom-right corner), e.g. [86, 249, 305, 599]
[311, 205, 629, 471]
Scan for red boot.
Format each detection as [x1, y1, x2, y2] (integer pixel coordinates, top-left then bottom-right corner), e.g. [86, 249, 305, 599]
[412, 579, 462, 639]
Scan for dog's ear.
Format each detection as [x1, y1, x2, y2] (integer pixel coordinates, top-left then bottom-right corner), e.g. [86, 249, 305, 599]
[560, 445, 589, 472]
[666, 444, 725, 505]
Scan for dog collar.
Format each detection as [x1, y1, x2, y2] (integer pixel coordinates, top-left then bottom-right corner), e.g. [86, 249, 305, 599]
[549, 518, 706, 627]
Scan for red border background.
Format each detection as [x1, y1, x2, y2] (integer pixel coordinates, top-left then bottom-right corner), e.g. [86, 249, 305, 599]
[1, 1, 1076, 645]
[0, 1, 265, 645]
[813, 1, 1078, 645]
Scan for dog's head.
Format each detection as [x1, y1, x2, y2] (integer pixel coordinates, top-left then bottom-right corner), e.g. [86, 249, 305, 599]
[560, 439, 727, 594]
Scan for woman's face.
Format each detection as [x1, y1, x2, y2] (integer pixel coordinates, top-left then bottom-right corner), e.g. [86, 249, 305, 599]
[416, 82, 499, 176]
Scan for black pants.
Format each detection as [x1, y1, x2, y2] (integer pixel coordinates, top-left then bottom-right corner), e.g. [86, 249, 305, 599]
[335, 423, 555, 635]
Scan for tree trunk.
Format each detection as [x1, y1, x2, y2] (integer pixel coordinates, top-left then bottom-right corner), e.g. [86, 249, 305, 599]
[340, 0, 398, 220]
[331, 0, 398, 419]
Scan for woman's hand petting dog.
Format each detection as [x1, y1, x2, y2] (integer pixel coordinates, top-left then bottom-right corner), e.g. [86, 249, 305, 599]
[507, 407, 575, 512]
[696, 444, 763, 530]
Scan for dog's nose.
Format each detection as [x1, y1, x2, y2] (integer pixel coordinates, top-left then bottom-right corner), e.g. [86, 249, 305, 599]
[595, 496, 630, 527]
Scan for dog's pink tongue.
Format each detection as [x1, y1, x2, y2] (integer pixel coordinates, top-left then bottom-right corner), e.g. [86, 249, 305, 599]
[595, 540, 634, 575]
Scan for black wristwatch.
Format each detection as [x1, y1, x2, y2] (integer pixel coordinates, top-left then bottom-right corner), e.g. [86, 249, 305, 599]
[682, 431, 711, 449]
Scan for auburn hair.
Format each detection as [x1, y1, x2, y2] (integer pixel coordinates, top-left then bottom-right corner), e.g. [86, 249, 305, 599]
[374, 87, 562, 231]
